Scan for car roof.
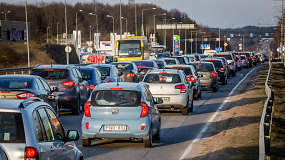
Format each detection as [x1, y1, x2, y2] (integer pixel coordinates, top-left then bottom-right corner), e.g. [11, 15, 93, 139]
[165, 65, 193, 69]
[132, 60, 154, 62]
[148, 69, 180, 74]
[33, 64, 73, 70]
[214, 52, 231, 55]
[0, 75, 39, 80]
[203, 58, 223, 61]
[161, 58, 176, 60]
[95, 82, 142, 91]
[78, 67, 97, 71]
[88, 64, 114, 67]
[111, 62, 133, 64]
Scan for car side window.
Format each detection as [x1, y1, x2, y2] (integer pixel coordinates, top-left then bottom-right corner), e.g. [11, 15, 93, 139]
[36, 78, 45, 91]
[144, 86, 153, 103]
[181, 72, 188, 84]
[32, 110, 46, 142]
[96, 70, 101, 82]
[113, 67, 118, 77]
[39, 78, 51, 92]
[74, 68, 83, 79]
[38, 108, 54, 141]
[45, 108, 65, 141]
[71, 68, 78, 79]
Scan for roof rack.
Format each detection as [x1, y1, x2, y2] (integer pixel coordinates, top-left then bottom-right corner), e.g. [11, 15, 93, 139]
[19, 98, 42, 108]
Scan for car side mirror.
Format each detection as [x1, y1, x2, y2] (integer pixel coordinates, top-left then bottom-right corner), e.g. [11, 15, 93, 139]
[154, 98, 163, 104]
[51, 86, 59, 92]
[66, 130, 80, 141]
[101, 75, 106, 80]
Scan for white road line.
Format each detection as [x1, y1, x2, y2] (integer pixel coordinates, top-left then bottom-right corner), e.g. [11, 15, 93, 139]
[179, 67, 257, 160]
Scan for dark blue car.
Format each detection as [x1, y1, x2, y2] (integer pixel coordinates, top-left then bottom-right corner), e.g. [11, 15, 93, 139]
[79, 67, 103, 95]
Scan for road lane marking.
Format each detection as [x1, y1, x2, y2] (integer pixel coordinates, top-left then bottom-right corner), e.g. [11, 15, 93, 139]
[179, 67, 257, 160]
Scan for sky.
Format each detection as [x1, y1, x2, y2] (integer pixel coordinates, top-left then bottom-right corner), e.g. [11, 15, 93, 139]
[2, 0, 278, 28]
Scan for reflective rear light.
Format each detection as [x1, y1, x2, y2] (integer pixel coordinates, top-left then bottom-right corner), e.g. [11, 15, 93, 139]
[187, 76, 195, 82]
[244, 61, 248, 63]
[110, 88, 122, 90]
[211, 71, 217, 77]
[140, 102, 149, 117]
[141, 123, 146, 130]
[147, 69, 153, 72]
[44, 69, 54, 71]
[0, 91, 10, 93]
[107, 80, 113, 83]
[84, 101, 91, 117]
[220, 68, 224, 71]
[64, 97, 72, 101]
[175, 84, 186, 93]
[85, 122, 90, 130]
[25, 147, 39, 160]
[62, 81, 75, 87]
[237, 60, 240, 62]
[159, 72, 168, 74]
[127, 73, 135, 77]
[89, 85, 95, 90]
[16, 93, 35, 99]
[247, 57, 251, 59]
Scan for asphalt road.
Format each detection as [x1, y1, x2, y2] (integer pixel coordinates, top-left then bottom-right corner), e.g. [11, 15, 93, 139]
[59, 62, 266, 160]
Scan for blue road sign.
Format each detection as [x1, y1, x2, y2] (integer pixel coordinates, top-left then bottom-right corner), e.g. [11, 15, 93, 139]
[250, 33, 254, 37]
[215, 48, 222, 51]
[230, 34, 234, 38]
[201, 44, 210, 50]
[265, 33, 269, 37]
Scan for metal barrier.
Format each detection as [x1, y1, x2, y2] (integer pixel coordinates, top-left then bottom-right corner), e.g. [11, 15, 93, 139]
[0, 67, 33, 75]
[259, 63, 274, 160]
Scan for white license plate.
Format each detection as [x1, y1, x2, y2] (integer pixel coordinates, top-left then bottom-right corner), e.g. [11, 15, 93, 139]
[161, 97, 170, 102]
[103, 125, 127, 131]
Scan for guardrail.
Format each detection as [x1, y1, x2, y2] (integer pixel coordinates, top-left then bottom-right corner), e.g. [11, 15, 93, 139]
[259, 63, 274, 160]
[0, 67, 33, 75]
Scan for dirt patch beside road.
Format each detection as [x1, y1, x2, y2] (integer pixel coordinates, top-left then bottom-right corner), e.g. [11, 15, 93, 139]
[186, 66, 267, 160]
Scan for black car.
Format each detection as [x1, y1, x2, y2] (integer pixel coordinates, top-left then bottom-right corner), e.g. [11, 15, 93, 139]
[132, 60, 159, 77]
[153, 59, 167, 69]
[203, 58, 228, 85]
[0, 75, 59, 114]
[31, 65, 89, 115]
[79, 67, 103, 95]
[111, 62, 142, 82]
[88, 64, 124, 83]
[156, 52, 171, 59]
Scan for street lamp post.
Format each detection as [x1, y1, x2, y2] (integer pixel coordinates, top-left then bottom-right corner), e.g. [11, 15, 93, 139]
[142, 7, 156, 36]
[153, 13, 166, 36]
[46, 26, 50, 43]
[89, 25, 92, 42]
[163, 17, 175, 47]
[134, 1, 137, 36]
[57, 22, 59, 44]
[1, 11, 11, 20]
[107, 15, 115, 56]
[25, 0, 30, 67]
[89, 13, 99, 53]
[190, 30, 197, 54]
[120, 0, 122, 39]
[121, 17, 128, 33]
[64, 0, 69, 64]
[76, 10, 83, 50]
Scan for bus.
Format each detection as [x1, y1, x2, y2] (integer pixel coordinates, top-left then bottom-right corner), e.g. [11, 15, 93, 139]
[115, 36, 151, 62]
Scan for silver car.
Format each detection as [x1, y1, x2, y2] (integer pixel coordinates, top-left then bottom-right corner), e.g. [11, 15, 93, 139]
[0, 98, 82, 160]
[161, 58, 180, 65]
[81, 83, 162, 148]
[142, 69, 194, 115]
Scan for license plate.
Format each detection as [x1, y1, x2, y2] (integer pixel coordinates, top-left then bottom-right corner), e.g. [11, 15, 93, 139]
[161, 97, 170, 102]
[103, 125, 127, 131]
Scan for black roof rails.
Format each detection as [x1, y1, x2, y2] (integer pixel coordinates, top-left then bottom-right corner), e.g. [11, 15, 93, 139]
[19, 98, 42, 108]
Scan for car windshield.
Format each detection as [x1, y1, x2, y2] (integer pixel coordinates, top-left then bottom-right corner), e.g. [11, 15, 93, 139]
[213, 54, 232, 60]
[118, 40, 141, 57]
[95, 67, 111, 76]
[191, 63, 214, 72]
[92, 90, 141, 107]
[164, 59, 177, 65]
[112, 63, 133, 71]
[133, 61, 154, 67]
[144, 73, 182, 83]
[0, 79, 32, 89]
[32, 69, 69, 80]
[80, 69, 92, 80]
[204, 60, 223, 69]
[0, 112, 25, 143]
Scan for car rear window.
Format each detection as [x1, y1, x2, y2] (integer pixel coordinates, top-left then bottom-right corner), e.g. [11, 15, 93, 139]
[174, 57, 186, 64]
[191, 63, 214, 72]
[80, 69, 93, 80]
[154, 60, 165, 69]
[0, 112, 25, 143]
[113, 63, 133, 71]
[204, 60, 223, 68]
[32, 69, 69, 80]
[164, 59, 176, 65]
[144, 73, 182, 83]
[166, 67, 193, 76]
[133, 61, 154, 67]
[91, 90, 141, 107]
[213, 54, 232, 60]
[95, 66, 111, 76]
[0, 79, 32, 89]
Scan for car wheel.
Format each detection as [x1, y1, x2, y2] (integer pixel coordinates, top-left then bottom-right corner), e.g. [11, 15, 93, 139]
[213, 85, 218, 92]
[232, 72, 236, 77]
[189, 99, 194, 113]
[222, 78, 227, 85]
[153, 124, 161, 142]
[72, 98, 80, 115]
[82, 137, 91, 147]
[182, 100, 189, 115]
[194, 92, 199, 100]
[55, 102, 60, 116]
[143, 129, 153, 148]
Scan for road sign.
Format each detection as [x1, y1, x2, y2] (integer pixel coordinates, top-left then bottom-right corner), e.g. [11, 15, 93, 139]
[250, 33, 254, 37]
[87, 41, 93, 47]
[265, 33, 269, 37]
[224, 42, 228, 47]
[87, 47, 93, 53]
[216, 48, 222, 51]
[65, 46, 72, 53]
[230, 34, 235, 38]
[200, 44, 210, 50]
[239, 46, 242, 51]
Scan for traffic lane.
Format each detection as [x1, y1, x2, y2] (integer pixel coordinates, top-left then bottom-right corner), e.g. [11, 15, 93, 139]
[59, 65, 261, 160]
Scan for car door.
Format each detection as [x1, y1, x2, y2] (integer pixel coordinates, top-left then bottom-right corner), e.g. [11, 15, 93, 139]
[35, 78, 49, 102]
[45, 108, 76, 160]
[39, 78, 58, 110]
[75, 68, 89, 102]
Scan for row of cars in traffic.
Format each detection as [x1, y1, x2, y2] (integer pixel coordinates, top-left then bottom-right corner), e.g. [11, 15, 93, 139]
[0, 51, 267, 159]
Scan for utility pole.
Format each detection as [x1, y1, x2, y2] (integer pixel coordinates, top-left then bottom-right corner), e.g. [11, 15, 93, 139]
[64, 0, 69, 64]
[25, 0, 30, 67]
[135, 1, 137, 36]
[120, 0, 122, 39]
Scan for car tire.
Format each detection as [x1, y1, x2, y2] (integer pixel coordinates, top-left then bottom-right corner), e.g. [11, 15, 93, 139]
[222, 78, 227, 85]
[189, 99, 194, 113]
[143, 129, 153, 148]
[182, 101, 189, 115]
[82, 137, 91, 147]
[72, 98, 80, 115]
[213, 85, 218, 92]
[232, 72, 236, 77]
[198, 90, 202, 98]
[153, 124, 161, 142]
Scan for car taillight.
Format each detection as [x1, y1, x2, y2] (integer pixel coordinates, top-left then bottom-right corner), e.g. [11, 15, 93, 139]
[62, 81, 75, 87]
[220, 68, 224, 71]
[140, 102, 149, 117]
[107, 80, 113, 83]
[247, 57, 251, 59]
[89, 85, 95, 90]
[147, 69, 153, 72]
[244, 61, 248, 63]
[237, 60, 240, 62]
[187, 76, 195, 82]
[25, 147, 39, 160]
[85, 122, 89, 130]
[16, 93, 35, 99]
[211, 71, 217, 77]
[175, 84, 186, 93]
[127, 73, 135, 77]
[84, 101, 91, 117]
[230, 62, 234, 66]
[64, 97, 71, 101]
[141, 123, 146, 130]
[145, 84, 149, 88]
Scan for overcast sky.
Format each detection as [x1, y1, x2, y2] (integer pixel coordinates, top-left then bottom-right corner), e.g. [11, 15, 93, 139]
[2, 0, 278, 28]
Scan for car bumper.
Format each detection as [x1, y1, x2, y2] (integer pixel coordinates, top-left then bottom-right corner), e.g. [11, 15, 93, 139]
[153, 93, 188, 109]
[55, 91, 78, 108]
[82, 117, 151, 139]
[200, 78, 218, 88]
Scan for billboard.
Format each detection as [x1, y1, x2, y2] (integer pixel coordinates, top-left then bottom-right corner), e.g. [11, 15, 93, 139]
[173, 35, 180, 54]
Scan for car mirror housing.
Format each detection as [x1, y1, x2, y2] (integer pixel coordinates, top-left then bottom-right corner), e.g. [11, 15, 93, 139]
[66, 130, 80, 141]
